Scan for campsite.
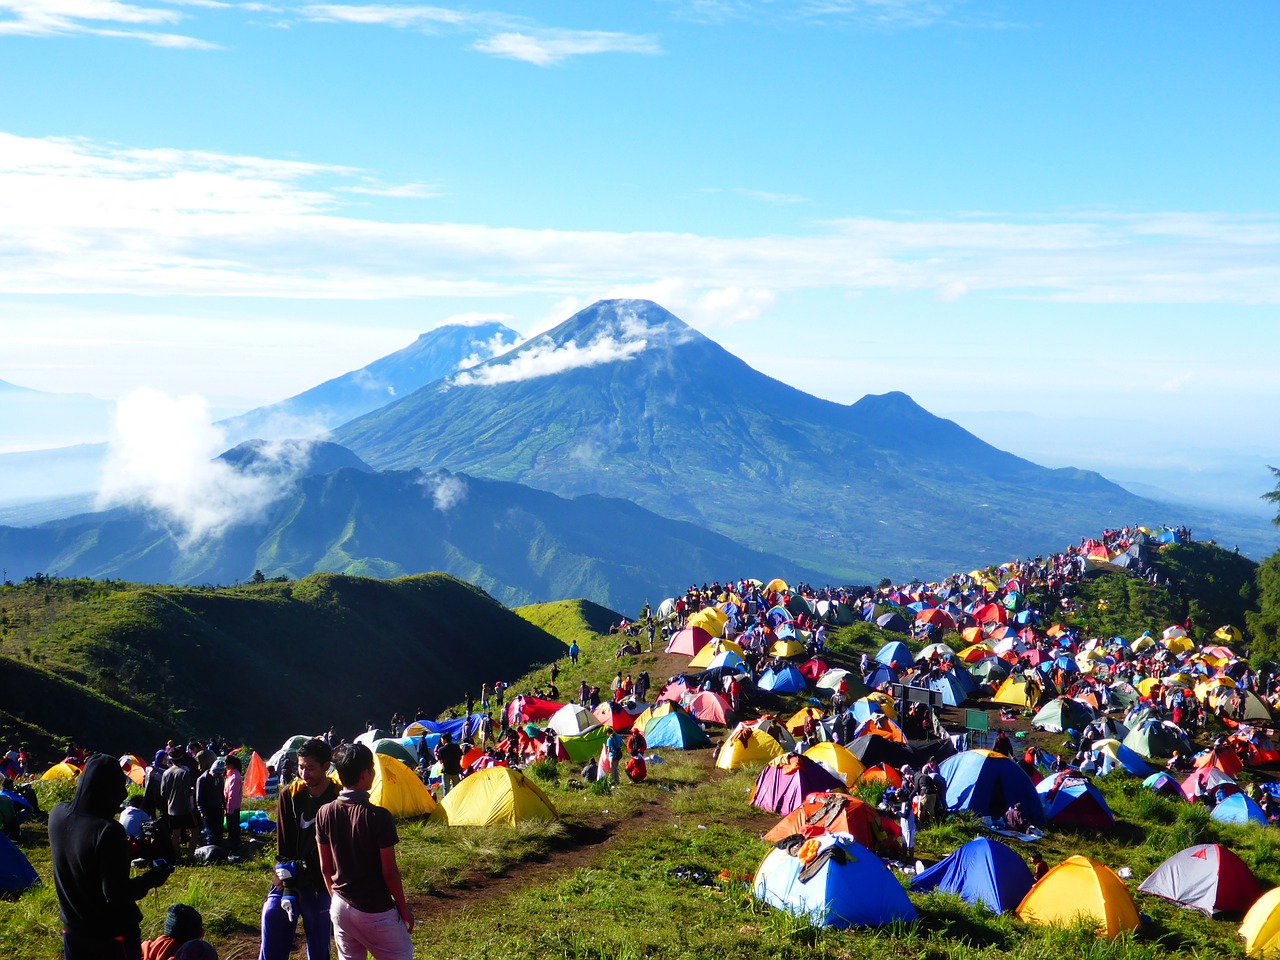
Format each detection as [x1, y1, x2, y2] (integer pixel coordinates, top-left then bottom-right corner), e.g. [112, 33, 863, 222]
[5, 527, 1280, 959]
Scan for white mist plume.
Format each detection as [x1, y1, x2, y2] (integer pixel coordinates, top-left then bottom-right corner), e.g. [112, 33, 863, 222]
[456, 330, 523, 371]
[97, 388, 310, 547]
[450, 322, 654, 388]
[418, 471, 467, 511]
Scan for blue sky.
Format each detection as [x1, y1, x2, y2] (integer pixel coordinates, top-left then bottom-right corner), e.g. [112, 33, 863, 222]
[1, 0, 1278, 513]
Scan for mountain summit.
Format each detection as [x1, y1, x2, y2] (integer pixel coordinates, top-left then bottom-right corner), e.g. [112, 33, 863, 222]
[332, 299, 1152, 580]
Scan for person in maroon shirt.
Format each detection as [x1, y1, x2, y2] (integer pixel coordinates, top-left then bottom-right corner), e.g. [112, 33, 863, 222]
[316, 743, 413, 960]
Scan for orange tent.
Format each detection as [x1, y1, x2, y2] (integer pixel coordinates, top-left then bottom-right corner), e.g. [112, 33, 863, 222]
[762, 792, 895, 849]
[858, 763, 903, 788]
[853, 716, 907, 743]
[244, 751, 268, 800]
[1194, 745, 1244, 777]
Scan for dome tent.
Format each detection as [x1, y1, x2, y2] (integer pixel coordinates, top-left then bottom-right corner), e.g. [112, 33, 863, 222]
[911, 837, 1034, 914]
[753, 833, 917, 928]
[938, 749, 1045, 826]
[1138, 843, 1261, 917]
[1016, 855, 1140, 939]
[436, 767, 557, 826]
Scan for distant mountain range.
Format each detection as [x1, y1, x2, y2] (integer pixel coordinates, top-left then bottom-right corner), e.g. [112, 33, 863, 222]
[0, 443, 830, 611]
[331, 299, 1161, 580]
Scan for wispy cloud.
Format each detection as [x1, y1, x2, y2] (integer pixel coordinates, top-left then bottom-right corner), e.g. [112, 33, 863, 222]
[300, 3, 475, 28]
[0, 0, 218, 46]
[2, 132, 1279, 307]
[450, 329, 651, 387]
[666, 0, 965, 28]
[473, 29, 661, 66]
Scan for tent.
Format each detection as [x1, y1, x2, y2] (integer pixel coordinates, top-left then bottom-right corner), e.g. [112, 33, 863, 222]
[750, 754, 847, 816]
[852, 716, 907, 744]
[911, 837, 1034, 914]
[593, 700, 644, 732]
[1016, 855, 1140, 939]
[1138, 844, 1261, 917]
[863, 664, 899, 690]
[0, 833, 38, 893]
[875, 641, 913, 671]
[547, 704, 602, 738]
[992, 674, 1041, 709]
[875, 612, 910, 633]
[758, 665, 808, 694]
[1036, 773, 1115, 829]
[1124, 719, 1192, 759]
[769, 639, 807, 659]
[689, 639, 745, 669]
[1142, 772, 1188, 801]
[1241, 887, 1280, 956]
[666, 626, 714, 658]
[684, 691, 734, 726]
[803, 742, 867, 787]
[634, 700, 679, 732]
[243, 751, 268, 800]
[371, 738, 418, 767]
[716, 723, 787, 770]
[762, 793, 891, 849]
[369, 753, 437, 819]
[925, 672, 971, 707]
[437, 767, 557, 826]
[938, 750, 1045, 826]
[851, 692, 897, 722]
[643, 711, 711, 750]
[41, 761, 79, 781]
[1182, 767, 1239, 802]
[1091, 739, 1154, 777]
[752, 834, 917, 928]
[1211, 793, 1269, 827]
[558, 726, 611, 763]
[1031, 697, 1095, 734]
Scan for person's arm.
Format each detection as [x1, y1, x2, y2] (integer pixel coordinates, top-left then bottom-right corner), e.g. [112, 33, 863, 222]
[316, 838, 336, 899]
[380, 846, 413, 934]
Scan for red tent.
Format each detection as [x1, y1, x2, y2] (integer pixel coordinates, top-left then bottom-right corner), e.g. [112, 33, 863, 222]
[666, 626, 713, 657]
[799, 658, 829, 680]
[1138, 844, 1261, 917]
[685, 691, 734, 726]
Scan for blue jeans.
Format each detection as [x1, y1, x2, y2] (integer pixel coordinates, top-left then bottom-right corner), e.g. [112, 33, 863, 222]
[259, 884, 331, 960]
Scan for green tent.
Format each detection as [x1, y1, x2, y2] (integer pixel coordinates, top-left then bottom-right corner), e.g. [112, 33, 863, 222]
[1031, 697, 1095, 734]
[372, 738, 418, 767]
[559, 726, 610, 763]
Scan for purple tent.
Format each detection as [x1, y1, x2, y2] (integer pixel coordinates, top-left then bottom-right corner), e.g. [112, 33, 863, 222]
[750, 754, 847, 816]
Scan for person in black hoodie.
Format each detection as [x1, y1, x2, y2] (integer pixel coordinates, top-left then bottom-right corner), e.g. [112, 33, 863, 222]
[50, 754, 174, 960]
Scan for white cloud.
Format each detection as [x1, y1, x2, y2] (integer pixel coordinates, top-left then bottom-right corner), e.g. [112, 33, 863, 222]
[1, 132, 1279, 308]
[339, 180, 441, 199]
[0, 0, 219, 46]
[455, 329, 522, 370]
[417, 470, 467, 510]
[96, 388, 307, 546]
[300, 3, 474, 28]
[451, 331, 651, 387]
[473, 29, 661, 66]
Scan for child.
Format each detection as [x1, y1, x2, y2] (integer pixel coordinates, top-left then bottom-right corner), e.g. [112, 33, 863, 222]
[316, 743, 413, 960]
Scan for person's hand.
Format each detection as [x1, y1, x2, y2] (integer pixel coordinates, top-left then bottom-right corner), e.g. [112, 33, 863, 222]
[401, 907, 414, 934]
[145, 863, 174, 888]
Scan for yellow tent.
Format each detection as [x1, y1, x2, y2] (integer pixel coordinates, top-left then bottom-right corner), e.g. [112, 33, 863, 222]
[803, 742, 866, 786]
[715, 724, 785, 770]
[1164, 635, 1195, 654]
[764, 578, 789, 594]
[369, 753, 437, 819]
[853, 693, 897, 721]
[437, 767, 557, 827]
[1016, 855, 1140, 939]
[634, 700, 679, 733]
[687, 608, 726, 638]
[785, 706, 825, 735]
[1196, 676, 1238, 706]
[1241, 886, 1280, 957]
[1132, 635, 1156, 652]
[1136, 677, 1161, 698]
[1215, 625, 1243, 644]
[42, 761, 80, 781]
[688, 638, 745, 669]
[768, 639, 805, 659]
[993, 674, 1040, 709]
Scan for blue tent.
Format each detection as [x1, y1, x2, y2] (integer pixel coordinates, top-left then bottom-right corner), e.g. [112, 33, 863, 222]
[938, 749, 1046, 826]
[0, 833, 38, 893]
[850, 699, 890, 724]
[926, 673, 970, 707]
[875, 641, 913, 670]
[753, 834, 917, 928]
[767, 606, 793, 627]
[911, 837, 1033, 913]
[1036, 774, 1115, 829]
[758, 665, 807, 694]
[1211, 792, 1269, 827]
[863, 664, 899, 690]
[644, 711, 712, 749]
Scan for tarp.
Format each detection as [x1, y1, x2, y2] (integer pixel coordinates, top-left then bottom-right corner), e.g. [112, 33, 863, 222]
[911, 837, 1034, 914]
[1016, 855, 1140, 939]
[938, 750, 1045, 826]
[1138, 843, 1261, 917]
[369, 753, 437, 819]
[436, 767, 557, 826]
[752, 834, 917, 928]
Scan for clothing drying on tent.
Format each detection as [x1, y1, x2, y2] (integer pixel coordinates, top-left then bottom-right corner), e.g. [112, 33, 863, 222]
[1138, 843, 1261, 917]
[761, 793, 893, 849]
[938, 750, 1045, 826]
[752, 834, 917, 928]
[911, 837, 1034, 914]
[1016, 855, 1141, 939]
[1036, 773, 1115, 830]
[749, 754, 846, 816]
[436, 767, 557, 826]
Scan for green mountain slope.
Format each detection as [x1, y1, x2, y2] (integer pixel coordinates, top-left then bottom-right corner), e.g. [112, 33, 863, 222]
[0, 466, 833, 612]
[332, 299, 1157, 581]
[0, 573, 563, 753]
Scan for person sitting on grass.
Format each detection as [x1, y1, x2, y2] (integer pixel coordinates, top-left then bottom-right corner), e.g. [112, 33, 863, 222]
[141, 903, 203, 960]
